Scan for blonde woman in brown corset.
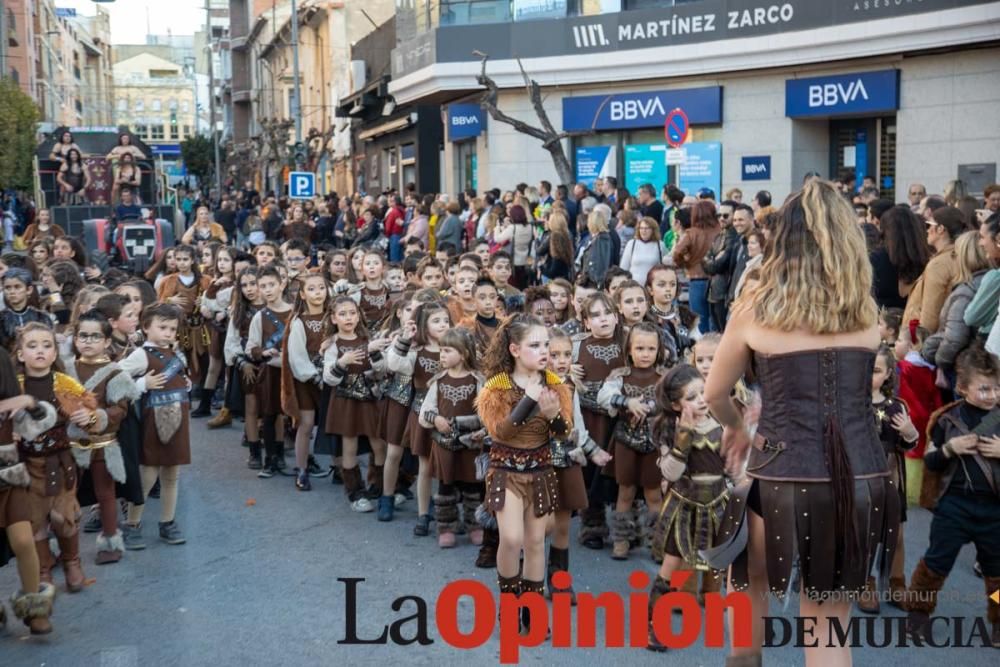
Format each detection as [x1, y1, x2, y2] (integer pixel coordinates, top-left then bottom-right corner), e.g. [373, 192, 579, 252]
[476, 314, 573, 633]
[705, 179, 897, 667]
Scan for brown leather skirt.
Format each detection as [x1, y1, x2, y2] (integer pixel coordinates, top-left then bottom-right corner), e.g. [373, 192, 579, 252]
[405, 411, 433, 458]
[430, 443, 478, 485]
[0, 486, 31, 528]
[554, 465, 587, 511]
[294, 379, 322, 412]
[485, 467, 559, 518]
[380, 400, 410, 445]
[613, 441, 661, 490]
[325, 395, 381, 439]
[727, 475, 899, 599]
[255, 365, 283, 416]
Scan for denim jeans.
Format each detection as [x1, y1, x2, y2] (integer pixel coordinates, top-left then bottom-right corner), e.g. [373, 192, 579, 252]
[688, 278, 711, 334]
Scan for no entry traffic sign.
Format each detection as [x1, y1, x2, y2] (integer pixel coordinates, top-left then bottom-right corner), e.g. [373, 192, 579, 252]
[664, 108, 690, 148]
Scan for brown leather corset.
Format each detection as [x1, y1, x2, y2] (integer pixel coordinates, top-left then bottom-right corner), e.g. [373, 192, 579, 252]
[748, 348, 888, 481]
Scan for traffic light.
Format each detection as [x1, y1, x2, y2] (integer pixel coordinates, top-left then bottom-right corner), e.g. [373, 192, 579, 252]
[294, 141, 307, 166]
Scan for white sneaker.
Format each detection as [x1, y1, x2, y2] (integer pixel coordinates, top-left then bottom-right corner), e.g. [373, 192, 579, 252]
[394, 493, 407, 508]
[351, 498, 375, 513]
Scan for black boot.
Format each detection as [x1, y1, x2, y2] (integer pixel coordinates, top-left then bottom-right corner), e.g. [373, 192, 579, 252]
[519, 578, 546, 636]
[546, 546, 576, 605]
[191, 389, 212, 418]
[258, 440, 279, 478]
[246, 441, 263, 470]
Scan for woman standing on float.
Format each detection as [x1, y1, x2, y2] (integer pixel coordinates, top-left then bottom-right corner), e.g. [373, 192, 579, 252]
[705, 179, 898, 667]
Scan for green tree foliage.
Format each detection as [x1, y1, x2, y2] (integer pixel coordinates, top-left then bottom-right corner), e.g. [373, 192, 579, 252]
[0, 78, 41, 190]
[180, 133, 217, 187]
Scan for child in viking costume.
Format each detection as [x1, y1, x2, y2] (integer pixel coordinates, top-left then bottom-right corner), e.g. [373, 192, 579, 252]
[281, 273, 331, 492]
[0, 346, 57, 634]
[195, 245, 237, 424]
[907, 345, 1000, 648]
[417, 328, 485, 549]
[225, 267, 264, 468]
[648, 364, 730, 652]
[546, 327, 611, 603]
[322, 296, 389, 512]
[120, 303, 192, 549]
[571, 292, 627, 550]
[476, 313, 572, 633]
[156, 244, 212, 389]
[0, 268, 53, 351]
[245, 266, 292, 478]
[15, 322, 95, 596]
[68, 310, 141, 565]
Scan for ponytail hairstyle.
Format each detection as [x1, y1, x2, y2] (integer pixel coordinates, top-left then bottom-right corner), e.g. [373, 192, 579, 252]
[293, 273, 331, 320]
[482, 313, 545, 377]
[651, 363, 703, 453]
[439, 327, 478, 373]
[626, 320, 667, 367]
[328, 295, 369, 339]
[413, 301, 451, 347]
[47, 259, 86, 307]
[874, 344, 897, 399]
[231, 266, 262, 327]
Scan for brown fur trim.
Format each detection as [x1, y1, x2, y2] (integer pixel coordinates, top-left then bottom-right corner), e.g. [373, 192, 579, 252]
[906, 559, 947, 614]
[476, 385, 517, 439]
[279, 325, 300, 423]
[552, 381, 574, 425]
[920, 400, 963, 510]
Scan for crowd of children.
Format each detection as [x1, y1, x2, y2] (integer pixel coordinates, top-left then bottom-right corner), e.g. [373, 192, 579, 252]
[0, 196, 997, 656]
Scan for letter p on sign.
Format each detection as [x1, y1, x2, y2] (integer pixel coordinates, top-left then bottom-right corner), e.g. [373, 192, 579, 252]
[289, 171, 316, 198]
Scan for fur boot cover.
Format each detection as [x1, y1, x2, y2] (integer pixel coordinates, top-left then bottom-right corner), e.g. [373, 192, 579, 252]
[96, 531, 126, 554]
[12, 402, 57, 442]
[906, 559, 947, 614]
[611, 510, 637, 544]
[578, 506, 610, 543]
[475, 503, 498, 530]
[434, 493, 460, 536]
[461, 490, 483, 533]
[11, 582, 56, 621]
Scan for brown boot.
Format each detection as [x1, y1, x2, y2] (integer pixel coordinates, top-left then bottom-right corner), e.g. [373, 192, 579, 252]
[476, 527, 499, 569]
[34, 539, 55, 586]
[11, 582, 56, 635]
[207, 407, 232, 429]
[95, 530, 125, 565]
[986, 576, 1000, 649]
[58, 533, 86, 593]
[906, 559, 947, 640]
[887, 576, 907, 610]
[647, 575, 672, 652]
[857, 576, 880, 614]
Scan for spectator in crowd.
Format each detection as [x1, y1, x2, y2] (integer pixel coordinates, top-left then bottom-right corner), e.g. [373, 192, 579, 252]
[703, 200, 738, 331]
[619, 216, 664, 286]
[672, 199, 720, 333]
[403, 203, 430, 251]
[21, 208, 65, 245]
[870, 205, 929, 310]
[556, 184, 577, 228]
[537, 210, 575, 282]
[985, 183, 1000, 213]
[725, 204, 756, 309]
[908, 183, 927, 210]
[965, 211, 1000, 341]
[435, 201, 464, 255]
[383, 195, 407, 261]
[637, 183, 663, 230]
[494, 203, 535, 288]
[943, 179, 968, 206]
[578, 209, 614, 286]
[903, 206, 966, 333]
[214, 196, 237, 241]
[724, 187, 743, 204]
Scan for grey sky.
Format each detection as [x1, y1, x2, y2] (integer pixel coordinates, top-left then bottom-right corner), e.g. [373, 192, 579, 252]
[60, 0, 205, 43]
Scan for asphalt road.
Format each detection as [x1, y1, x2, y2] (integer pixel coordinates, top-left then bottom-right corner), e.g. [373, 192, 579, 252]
[1, 417, 996, 666]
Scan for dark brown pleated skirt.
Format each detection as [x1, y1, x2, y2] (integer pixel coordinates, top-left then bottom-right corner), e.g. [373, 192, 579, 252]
[294, 379, 322, 412]
[729, 475, 899, 599]
[255, 365, 283, 416]
[581, 409, 612, 450]
[613, 441, 661, 490]
[325, 394, 381, 438]
[405, 411, 433, 457]
[484, 468, 559, 518]
[430, 443, 478, 485]
[652, 478, 728, 565]
[554, 465, 588, 511]
[380, 399, 410, 445]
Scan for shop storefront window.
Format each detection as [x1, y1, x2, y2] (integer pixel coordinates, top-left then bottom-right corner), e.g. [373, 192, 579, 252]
[567, 0, 621, 16]
[441, 0, 512, 25]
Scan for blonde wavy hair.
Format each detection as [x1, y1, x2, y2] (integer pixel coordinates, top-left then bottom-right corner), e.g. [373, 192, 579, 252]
[743, 179, 877, 334]
[953, 229, 990, 285]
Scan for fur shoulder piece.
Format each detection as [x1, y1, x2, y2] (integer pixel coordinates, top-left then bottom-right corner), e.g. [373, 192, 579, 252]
[551, 381, 574, 424]
[475, 382, 518, 436]
[926, 400, 963, 442]
[106, 369, 142, 405]
[570, 332, 590, 342]
[77, 363, 118, 393]
[13, 402, 58, 441]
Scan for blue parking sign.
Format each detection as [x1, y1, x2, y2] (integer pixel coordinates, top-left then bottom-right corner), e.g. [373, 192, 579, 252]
[288, 171, 316, 198]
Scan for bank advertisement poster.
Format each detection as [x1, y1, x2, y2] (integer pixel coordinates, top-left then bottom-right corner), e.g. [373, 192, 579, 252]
[679, 142, 721, 197]
[575, 146, 616, 189]
[624, 144, 668, 195]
